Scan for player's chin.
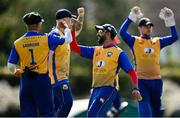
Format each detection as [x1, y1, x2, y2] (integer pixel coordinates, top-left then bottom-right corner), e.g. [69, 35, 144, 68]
[97, 35, 101, 40]
[98, 38, 105, 45]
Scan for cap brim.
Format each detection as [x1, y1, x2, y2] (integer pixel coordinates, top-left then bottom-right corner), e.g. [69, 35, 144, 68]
[146, 22, 154, 26]
[95, 25, 104, 31]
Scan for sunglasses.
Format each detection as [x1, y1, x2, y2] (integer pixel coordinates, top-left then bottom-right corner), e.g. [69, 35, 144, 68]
[97, 29, 106, 33]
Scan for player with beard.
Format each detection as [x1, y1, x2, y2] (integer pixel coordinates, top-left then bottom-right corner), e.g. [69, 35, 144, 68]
[70, 23, 142, 117]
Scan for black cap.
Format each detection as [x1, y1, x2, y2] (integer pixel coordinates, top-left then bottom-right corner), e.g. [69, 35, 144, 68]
[95, 24, 117, 39]
[56, 9, 72, 20]
[138, 18, 154, 27]
[23, 12, 44, 25]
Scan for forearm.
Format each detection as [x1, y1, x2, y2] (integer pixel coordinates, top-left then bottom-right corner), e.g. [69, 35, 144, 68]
[170, 26, 178, 41]
[70, 31, 94, 59]
[128, 70, 138, 87]
[76, 15, 84, 32]
[70, 31, 81, 54]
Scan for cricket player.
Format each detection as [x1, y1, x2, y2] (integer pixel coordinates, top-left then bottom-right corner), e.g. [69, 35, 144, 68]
[48, 8, 84, 117]
[7, 12, 72, 117]
[119, 6, 178, 117]
[70, 23, 141, 117]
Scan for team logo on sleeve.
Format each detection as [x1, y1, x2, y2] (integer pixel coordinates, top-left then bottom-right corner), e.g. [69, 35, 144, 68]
[144, 48, 154, 54]
[107, 52, 113, 57]
[96, 60, 105, 67]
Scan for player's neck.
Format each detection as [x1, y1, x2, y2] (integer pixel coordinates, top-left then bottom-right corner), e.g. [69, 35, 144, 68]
[103, 39, 115, 48]
[140, 34, 151, 39]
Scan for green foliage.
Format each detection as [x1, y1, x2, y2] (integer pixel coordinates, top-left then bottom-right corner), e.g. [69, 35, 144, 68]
[0, 0, 12, 14]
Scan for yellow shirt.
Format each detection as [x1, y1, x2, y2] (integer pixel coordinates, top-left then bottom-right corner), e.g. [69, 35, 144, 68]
[49, 29, 70, 85]
[92, 46, 122, 90]
[133, 37, 161, 79]
[14, 35, 49, 74]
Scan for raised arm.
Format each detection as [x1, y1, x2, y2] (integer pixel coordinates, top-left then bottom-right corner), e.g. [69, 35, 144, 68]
[48, 22, 72, 51]
[70, 31, 95, 59]
[75, 7, 85, 37]
[119, 19, 136, 48]
[119, 6, 143, 48]
[159, 7, 179, 49]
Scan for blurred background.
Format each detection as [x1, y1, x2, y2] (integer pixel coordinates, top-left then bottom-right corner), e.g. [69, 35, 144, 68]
[0, 0, 180, 117]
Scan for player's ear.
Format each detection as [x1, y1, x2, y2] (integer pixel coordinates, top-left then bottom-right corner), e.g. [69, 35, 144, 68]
[107, 32, 112, 39]
[138, 26, 142, 32]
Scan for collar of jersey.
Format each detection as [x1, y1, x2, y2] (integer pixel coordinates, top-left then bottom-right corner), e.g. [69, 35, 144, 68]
[103, 44, 117, 48]
[140, 35, 151, 40]
[25, 31, 40, 37]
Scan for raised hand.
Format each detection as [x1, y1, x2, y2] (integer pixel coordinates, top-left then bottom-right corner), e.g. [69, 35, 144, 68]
[159, 7, 175, 27]
[129, 6, 144, 23]
[77, 7, 85, 17]
[75, 7, 85, 37]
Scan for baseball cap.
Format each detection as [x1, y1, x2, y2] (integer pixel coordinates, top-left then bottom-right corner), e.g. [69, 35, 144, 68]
[95, 24, 117, 39]
[23, 12, 44, 25]
[138, 18, 154, 27]
[56, 9, 72, 20]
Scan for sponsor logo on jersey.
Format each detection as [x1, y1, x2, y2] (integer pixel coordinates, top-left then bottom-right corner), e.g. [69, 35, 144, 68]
[144, 48, 154, 54]
[96, 60, 105, 67]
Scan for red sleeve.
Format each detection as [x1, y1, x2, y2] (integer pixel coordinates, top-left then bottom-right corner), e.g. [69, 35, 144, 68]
[70, 31, 80, 54]
[128, 69, 138, 85]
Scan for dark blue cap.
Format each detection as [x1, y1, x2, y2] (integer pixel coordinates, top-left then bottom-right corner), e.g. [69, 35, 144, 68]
[23, 12, 44, 25]
[138, 18, 154, 27]
[95, 24, 117, 39]
[56, 9, 72, 20]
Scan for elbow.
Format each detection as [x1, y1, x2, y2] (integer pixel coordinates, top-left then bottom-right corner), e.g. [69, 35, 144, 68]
[171, 26, 179, 41]
[175, 32, 179, 41]
[173, 33, 179, 42]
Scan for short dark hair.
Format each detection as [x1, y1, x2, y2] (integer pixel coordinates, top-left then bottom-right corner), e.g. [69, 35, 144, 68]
[23, 12, 44, 25]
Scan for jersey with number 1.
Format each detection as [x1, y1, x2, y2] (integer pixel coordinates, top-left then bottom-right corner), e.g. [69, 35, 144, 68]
[14, 34, 49, 74]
